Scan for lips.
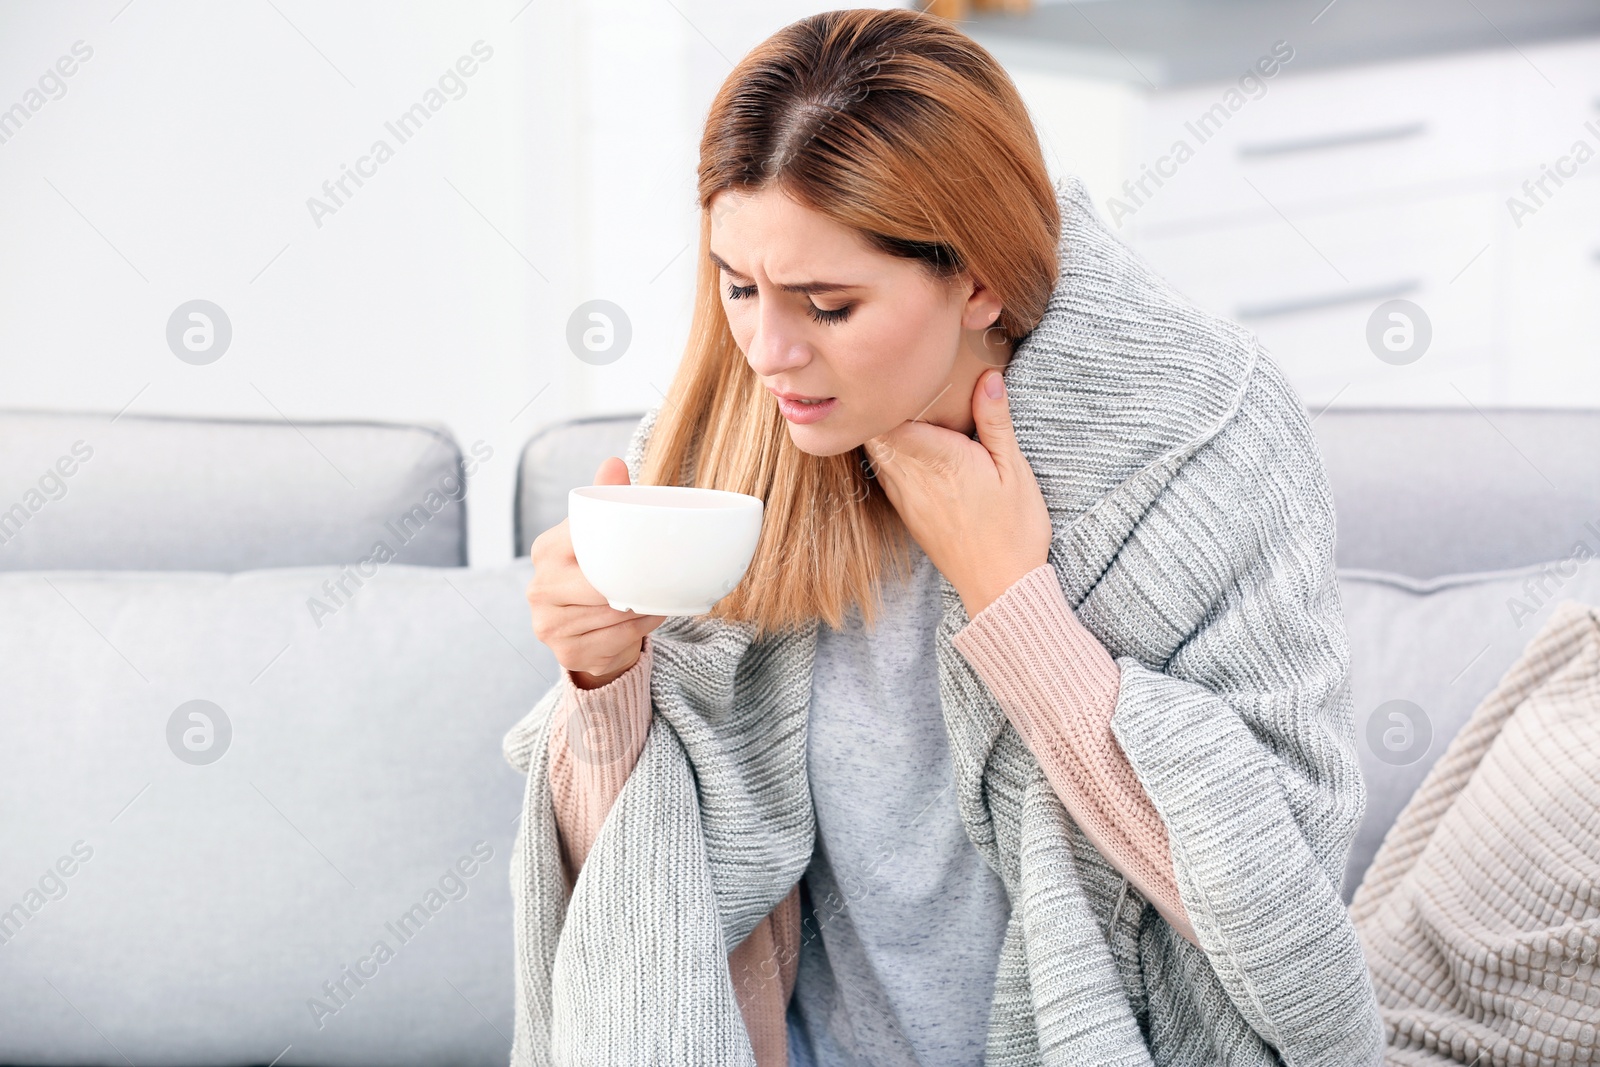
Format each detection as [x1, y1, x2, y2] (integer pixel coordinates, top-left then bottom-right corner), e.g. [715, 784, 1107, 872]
[772, 393, 839, 424]
[767, 387, 833, 402]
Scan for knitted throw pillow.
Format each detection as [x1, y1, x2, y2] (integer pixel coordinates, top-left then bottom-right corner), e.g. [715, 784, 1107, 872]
[1351, 598, 1600, 1066]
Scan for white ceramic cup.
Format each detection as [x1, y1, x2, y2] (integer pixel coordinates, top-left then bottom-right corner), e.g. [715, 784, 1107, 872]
[567, 484, 764, 616]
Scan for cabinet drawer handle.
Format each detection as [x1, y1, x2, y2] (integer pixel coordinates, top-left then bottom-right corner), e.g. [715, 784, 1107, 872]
[1237, 280, 1419, 320]
[1238, 122, 1428, 159]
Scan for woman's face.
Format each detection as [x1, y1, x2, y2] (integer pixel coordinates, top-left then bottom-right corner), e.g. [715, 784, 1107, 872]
[710, 185, 1012, 458]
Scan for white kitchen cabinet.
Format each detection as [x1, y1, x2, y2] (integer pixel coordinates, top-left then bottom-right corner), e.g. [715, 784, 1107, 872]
[1499, 37, 1600, 174]
[1503, 172, 1600, 403]
[1132, 191, 1501, 407]
[1120, 47, 1511, 233]
[1108, 35, 1600, 406]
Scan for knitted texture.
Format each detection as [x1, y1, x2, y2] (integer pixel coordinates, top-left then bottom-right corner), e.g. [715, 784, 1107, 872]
[542, 559, 1193, 1064]
[543, 634, 657, 894]
[543, 633, 800, 1064]
[950, 561, 1198, 947]
[502, 174, 1384, 1065]
[1350, 599, 1600, 1066]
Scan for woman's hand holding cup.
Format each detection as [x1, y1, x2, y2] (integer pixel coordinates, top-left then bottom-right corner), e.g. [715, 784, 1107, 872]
[527, 457, 667, 690]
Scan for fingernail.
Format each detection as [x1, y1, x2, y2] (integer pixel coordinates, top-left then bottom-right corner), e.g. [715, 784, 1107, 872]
[985, 371, 1004, 399]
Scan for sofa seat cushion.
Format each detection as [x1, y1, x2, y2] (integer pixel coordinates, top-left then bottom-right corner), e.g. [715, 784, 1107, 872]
[0, 560, 547, 1067]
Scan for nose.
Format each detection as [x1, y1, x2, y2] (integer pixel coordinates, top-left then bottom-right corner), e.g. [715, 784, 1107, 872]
[741, 300, 812, 380]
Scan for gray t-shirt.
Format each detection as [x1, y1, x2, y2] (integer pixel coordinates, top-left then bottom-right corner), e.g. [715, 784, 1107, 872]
[786, 537, 1013, 1066]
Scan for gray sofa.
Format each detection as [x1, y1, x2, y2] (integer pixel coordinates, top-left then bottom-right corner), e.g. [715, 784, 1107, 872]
[3, 403, 1596, 1066]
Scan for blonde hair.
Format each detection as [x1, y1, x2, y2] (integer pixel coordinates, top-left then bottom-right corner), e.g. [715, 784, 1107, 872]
[638, 8, 1060, 640]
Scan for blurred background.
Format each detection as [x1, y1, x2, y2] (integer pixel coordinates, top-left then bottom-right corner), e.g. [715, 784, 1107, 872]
[4, 0, 1594, 566]
[3, 2, 1598, 1064]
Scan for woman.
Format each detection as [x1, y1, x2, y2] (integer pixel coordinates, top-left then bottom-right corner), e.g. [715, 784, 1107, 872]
[505, 9, 1384, 1066]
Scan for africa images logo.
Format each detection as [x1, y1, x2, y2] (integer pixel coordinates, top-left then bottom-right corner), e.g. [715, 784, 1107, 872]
[1104, 40, 1296, 227]
[305, 41, 494, 229]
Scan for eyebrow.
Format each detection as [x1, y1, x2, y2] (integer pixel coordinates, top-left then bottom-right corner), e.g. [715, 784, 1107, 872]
[708, 250, 862, 295]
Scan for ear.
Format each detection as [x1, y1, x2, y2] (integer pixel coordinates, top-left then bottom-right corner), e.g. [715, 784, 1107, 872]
[960, 276, 1005, 335]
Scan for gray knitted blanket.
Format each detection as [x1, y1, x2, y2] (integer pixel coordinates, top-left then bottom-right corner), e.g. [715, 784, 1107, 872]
[502, 175, 1385, 1065]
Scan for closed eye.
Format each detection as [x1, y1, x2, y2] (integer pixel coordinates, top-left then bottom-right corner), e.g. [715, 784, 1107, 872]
[724, 281, 852, 325]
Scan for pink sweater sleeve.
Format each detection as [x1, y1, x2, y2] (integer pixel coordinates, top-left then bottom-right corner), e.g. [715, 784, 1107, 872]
[950, 563, 1200, 949]
[544, 634, 656, 892]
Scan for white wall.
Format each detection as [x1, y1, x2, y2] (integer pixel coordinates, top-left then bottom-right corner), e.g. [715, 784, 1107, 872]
[0, 1, 546, 565]
[0, 0, 895, 566]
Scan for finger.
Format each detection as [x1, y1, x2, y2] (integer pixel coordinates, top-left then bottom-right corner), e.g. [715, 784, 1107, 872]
[536, 570, 662, 639]
[570, 608, 665, 644]
[529, 532, 608, 601]
[864, 429, 895, 462]
[864, 427, 911, 480]
[541, 564, 616, 609]
[538, 598, 659, 645]
[971, 369, 1020, 466]
[593, 456, 630, 486]
[863, 438, 901, 492]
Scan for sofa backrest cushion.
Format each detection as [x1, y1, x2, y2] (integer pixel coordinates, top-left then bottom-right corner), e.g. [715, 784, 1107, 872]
[519, 407, 1600, 580]
[513, 413, 644, 554]
[1312, 407, 1600, 579]
[0, 409, 468, 571]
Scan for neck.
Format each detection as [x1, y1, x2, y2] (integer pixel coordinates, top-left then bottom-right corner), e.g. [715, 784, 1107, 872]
[938, 332, 1014, 438]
